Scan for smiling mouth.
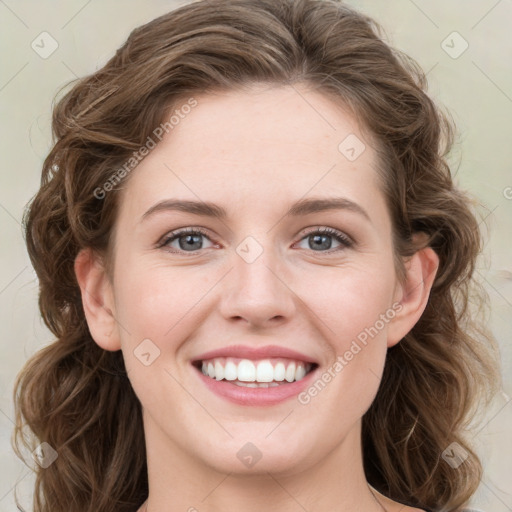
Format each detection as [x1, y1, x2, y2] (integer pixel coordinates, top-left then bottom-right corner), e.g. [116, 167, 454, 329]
[192, 357, 318, 388]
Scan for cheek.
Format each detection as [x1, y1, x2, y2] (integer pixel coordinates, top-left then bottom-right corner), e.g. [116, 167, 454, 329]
[294, 264, 394, 409]
[114, 253, 396, 352]
[298, 273, 392, 431]
[112, 250, 213, 329]
[297, 263, 396, 345]
[112, 266, 206, 407]
[111, 261, 223, 377]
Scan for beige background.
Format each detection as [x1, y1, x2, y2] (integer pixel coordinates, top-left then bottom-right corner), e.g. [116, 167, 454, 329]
[0, 0, 510, 510]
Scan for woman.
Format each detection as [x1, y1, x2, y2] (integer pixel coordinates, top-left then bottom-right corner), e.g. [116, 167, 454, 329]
[12, 0, 501, 511]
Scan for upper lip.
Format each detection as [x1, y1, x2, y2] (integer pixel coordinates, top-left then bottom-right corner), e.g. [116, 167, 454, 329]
[192, 344, 319, 365]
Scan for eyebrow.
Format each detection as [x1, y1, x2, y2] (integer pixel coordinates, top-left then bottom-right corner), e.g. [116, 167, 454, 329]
[140, 197, 371, 223]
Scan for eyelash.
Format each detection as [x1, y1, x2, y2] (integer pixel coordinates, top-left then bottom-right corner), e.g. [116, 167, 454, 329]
[158, 226, 354, 255]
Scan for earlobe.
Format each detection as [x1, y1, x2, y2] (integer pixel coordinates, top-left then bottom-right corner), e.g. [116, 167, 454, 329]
[74, 248, 121, 351]
[387, 243, 440, 348]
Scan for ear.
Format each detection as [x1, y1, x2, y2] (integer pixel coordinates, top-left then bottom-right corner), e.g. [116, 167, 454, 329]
[387, 237, 440, 348]
[74, 248, 121, 351]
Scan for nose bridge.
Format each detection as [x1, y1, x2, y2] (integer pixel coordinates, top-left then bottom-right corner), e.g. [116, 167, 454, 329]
[219, 232, 295, 325]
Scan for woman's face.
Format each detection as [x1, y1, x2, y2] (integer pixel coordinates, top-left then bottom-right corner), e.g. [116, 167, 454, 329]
[93, 84, 417, 475]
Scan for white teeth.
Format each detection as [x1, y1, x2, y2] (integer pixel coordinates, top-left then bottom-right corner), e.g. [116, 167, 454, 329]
[295, 364, 306, 381]
[214, 361, 224, 381]
[274, 362, 286, 381]
[198, 357, 313, 384]
[207, 362, 215, 379]
[235, 381, 280, 388]
[256, 360, 274, 382]
[237, 360, 256, 382]
[224, 361, 238, 381]
[285, 362, 296, 382]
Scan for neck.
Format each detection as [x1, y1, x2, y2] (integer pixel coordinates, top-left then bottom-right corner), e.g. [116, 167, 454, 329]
[139, 414, 386, 512]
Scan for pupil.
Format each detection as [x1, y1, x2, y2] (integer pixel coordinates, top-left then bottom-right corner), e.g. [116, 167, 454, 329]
[180, 234, 202, 250]
[311, 234, 331, 251]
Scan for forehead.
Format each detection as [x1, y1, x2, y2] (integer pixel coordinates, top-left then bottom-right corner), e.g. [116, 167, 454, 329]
[118, 84, 387, 227]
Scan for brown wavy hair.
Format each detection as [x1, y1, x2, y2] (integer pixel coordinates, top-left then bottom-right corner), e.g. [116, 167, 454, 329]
[12, 0, 501, 511]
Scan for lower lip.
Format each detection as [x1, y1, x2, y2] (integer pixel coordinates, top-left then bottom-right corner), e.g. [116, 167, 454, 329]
[193, 364, 318, 406]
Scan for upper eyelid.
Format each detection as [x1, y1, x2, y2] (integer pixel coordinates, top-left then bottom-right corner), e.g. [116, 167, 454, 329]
[160, 226, 354, 247]
[296, 226, 353, 244]
[159, 227, 212, 246]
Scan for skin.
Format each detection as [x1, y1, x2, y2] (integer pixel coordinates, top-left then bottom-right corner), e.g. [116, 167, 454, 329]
[75, 83, 438, 512]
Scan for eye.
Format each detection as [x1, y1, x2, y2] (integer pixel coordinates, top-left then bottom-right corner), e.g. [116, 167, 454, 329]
[159, 228, 215, 254]
[158, 226, 354, 255]
[294, 227, 353, 253]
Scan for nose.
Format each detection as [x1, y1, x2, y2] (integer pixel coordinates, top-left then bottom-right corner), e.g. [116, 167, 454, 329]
[218, 239, 296, 329]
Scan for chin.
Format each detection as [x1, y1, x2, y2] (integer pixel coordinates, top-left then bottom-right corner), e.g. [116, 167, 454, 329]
[194, 436, 315, 477]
